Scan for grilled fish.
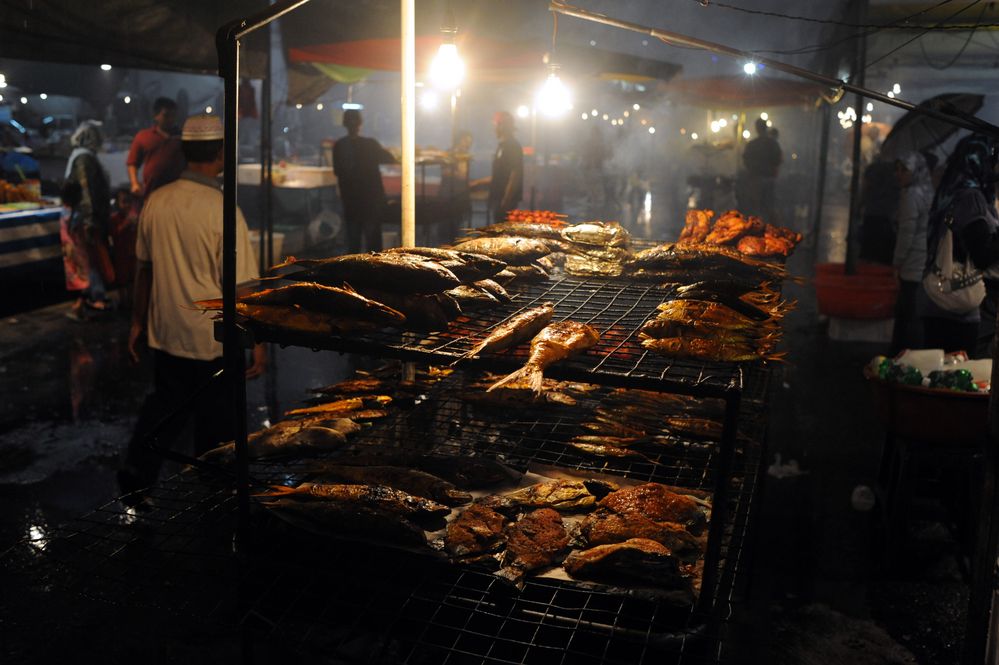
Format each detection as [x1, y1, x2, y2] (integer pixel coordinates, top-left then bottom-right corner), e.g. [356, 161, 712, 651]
[199, 424, 349, 464]
[471, 221, 567, 241]
[263, 499, 429, 547]
[498, 508, 570, 584]
[487, 321, 600, 394]
[384, 246, 507, 281]
[275, 252, 463, 294]
[259, 482, 450, 529]
[504, 264, 549, 283]
[311, 465, 471, 506]
[472, 279, 512, 303]
[481, 479, 617, 514]
[568, 441, 652, 460]
[355, 288, 454, 332]
[451, 237, 551, 266]
[286, 396, 391, 417]
[561, 221, 630, 248]
[465, 303, 555, 359]
[628, 243, 787, 280]
[599, 484, 707, 534]
[564, 538, 684, 588]
[315, 453, 522, 490]
[445, 504, 508, 557]
[639, 334, 781, 362]
[578, 509, 701, 558]
[200, 303, 402, 336]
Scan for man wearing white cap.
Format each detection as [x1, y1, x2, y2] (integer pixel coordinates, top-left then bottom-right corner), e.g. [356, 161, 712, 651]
[118, 114, 265, 505]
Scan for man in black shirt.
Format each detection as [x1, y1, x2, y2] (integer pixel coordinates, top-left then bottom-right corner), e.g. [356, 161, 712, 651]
[333, 110, 396, 252]
[486, 111, 524, 223]
[740, 118, 782, 222]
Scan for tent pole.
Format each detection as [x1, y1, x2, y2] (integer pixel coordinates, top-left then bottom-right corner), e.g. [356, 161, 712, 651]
[844, 0, 867, 275]
[401, 0, 416, 248]
[263, 15, 274, 270]
[810, 103, 832, 254]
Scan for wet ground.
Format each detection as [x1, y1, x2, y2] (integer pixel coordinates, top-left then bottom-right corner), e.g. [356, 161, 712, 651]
[0, 195, 975, 663]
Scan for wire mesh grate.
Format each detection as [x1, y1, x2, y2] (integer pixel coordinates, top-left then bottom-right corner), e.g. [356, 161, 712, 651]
[242, 276, 758, 397]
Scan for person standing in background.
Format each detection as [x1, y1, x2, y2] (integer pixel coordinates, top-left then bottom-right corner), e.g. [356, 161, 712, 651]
[740, 118, 782, 222]
[890, 152, 934, 353]
[472, 111, 524, 224]
[921, 134, 999, 357]
[64, 121, 113, 316]
[127, 97, 185, 204]
[118, 114, 265, 507]
[332, 109, 396, 253]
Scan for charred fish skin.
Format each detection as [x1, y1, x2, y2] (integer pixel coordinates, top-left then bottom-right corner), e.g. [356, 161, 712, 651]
[317, 453, 523, 491]
[497, 508, 571, 586]
[564, 538, 685, 589]
[384, 246, 507, 278]
[481, 479, 617, 514]
[310, 465, 472, 506]
[280, 252, 464, 294]
[445, 503, 508, 557]
[260, 482, 450, 530]
[598, 483, 707, 535]
[465, 302, 555, 359]
[451, 237, 551, 266]
[471, 221, 567, 241]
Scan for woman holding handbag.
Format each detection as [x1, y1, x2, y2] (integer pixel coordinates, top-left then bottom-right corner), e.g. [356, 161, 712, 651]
[64, 121, 114, 315]
[920, 133, 999, 357]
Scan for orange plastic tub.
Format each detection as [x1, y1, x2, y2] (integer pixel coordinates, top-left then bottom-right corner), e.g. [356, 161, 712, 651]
[815, 262, 898, 319]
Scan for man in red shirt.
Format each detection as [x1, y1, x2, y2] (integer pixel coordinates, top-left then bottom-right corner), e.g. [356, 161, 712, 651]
[127, 97, 185, 201]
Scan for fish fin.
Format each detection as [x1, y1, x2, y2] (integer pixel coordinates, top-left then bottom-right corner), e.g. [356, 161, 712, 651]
[766, 351, 789, 363]
[268, 256, 299, 272]
[486, 363, 543, 394]
[192, 298, 224, 310]
[253, 485, 300, 497]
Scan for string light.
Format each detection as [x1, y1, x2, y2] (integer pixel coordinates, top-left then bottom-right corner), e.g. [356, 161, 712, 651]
[123, 96, 131, 104]
[581, 112, 588, 120]
[295, 103, 303, 109]
[742, 129, 751, 139]
[648, 127, 656, 134]
[691, 132, 699, 140]
[39, 93, 47, 100]
[743, 62, 758, 75]
[760, 112, 769, 121]
[633, 103, 640, 110]
[316, 103, 324, 111]
[205, 106, 213, 113]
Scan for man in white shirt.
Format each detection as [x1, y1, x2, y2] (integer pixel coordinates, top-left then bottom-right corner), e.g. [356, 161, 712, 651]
[118, 114, 265, 505]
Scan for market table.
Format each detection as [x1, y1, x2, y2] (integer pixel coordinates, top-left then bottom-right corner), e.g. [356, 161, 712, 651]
[0, 204, 63, 276]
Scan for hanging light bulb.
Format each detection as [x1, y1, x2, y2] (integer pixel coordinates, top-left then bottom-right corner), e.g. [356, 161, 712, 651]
[536, 64, 572, 118]
[429, 6, 465, 90]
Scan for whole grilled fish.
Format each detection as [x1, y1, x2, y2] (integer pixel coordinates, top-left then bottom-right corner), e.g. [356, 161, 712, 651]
[259, 482, 450, 529]
[564, 538, 684, 589]
[446, 284, 499, 306]
[356, 288, 455, 332]
[568, 441, 652, 461]
[487, 321, 600, 394]
[481, 479, 617, 514]
[561, 221, 630, 248]
[628, 243, 786, 280]
[639, 333, 780, 362]
[656, 299, 782, 328]
[451, 237, 551, 266]
[445, 503, 508, 557]
[464, 303, 555, 359]
[195, 282, 398, 320]
[263, 499, 429, 547]
[285, 395, 392, 417]
[471, 221, 567, 241]
[275, 253, 463, 294]
[199, 424, 350, 465]
[311, 464, 472, 506]
[473, 279, 512, 303]
[197, 302, 405, 335]
[384, 246, 507, 281]
[497, 508, 571, 586]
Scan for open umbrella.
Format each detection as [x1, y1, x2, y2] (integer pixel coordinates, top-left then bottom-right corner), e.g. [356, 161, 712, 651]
[880, 93, 985, 160]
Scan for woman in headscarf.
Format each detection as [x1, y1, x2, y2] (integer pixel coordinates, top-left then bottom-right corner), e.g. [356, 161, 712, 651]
[920, 133, 999, 357]
[64, 121, 113, 314]
[890, 151, 935, 353]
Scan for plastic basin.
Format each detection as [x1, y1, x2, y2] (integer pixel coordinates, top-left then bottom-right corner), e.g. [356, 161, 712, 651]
[815, 262, 898, 319]
[866, 373, 988, 444]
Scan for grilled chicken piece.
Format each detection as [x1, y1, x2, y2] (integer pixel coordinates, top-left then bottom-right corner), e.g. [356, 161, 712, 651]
[482, 479, 617, 514]
[678, 209, 713, 244]
[564, 538, 684, 588]
[499, 508, 570, 583]
[705, 210, 757, 245]
[599, 484, 706, 535]
[578, 509, 701, 559]
[446, 504, 508, 557]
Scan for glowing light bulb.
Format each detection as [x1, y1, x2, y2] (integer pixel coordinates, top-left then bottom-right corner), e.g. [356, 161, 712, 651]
[866, 102, 874, 112]
[892, 83, 901, 94]
[19, 96, 27, 104]
[295, 103, 303, 110]
[602, 114, 609, 121]
[430, 42, 465, 90]
[718, 118, 727, 128]
[123, 96, 131, 104]
[536, 69, 572, 118]
[100, 64, 112, 71]
[516, 104, 530, 119]
[316, 103, 324, 111]
[691, 132, 699, 140]
[581, 112, 588, 120]
[742, 129, 751, 139]
[633, 103, 640, 111]
[710, 121, 720, 133]
[623, 110, 630, 118]
[205, 106, 213, 114]
[648, 127, 656, 134]
[743, 62, 758, 75]
[39, 93, 47, 100]
[760, 112, 769, 121]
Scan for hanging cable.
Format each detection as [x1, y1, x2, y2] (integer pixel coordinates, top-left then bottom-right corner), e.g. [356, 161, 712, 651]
[918, 0, 989, 70]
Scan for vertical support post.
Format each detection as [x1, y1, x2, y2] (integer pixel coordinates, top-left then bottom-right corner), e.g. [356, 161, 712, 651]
[262, 18, 274, 270]
[811, 103, 832, 250]
[401, 0, 416, 248]
[221, 35, 250, 538]
[844, 0, 867, 275]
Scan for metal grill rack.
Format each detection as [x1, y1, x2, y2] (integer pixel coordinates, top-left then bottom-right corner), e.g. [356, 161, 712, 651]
[239, 276, 751, 397]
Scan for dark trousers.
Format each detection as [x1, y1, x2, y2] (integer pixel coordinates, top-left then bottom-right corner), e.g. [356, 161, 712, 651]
[923, 317, 979, 355]
[122, 350, 233, 489]
[891, 280, 923, 355]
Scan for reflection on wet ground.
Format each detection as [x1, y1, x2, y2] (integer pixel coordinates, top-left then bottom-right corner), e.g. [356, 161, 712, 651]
[0, 197, 969, 663]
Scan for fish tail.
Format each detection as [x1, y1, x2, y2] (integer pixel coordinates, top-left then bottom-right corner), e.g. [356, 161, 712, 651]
[192, 298, 223, 310]
[253, 485, 301, 498]
[486, 362, 543, 394]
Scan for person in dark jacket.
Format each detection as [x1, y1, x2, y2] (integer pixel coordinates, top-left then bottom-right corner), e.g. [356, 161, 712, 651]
[739, 118, 782, 222]
[471, 111, 524, 224]
[921, 133, 999, 357]
[332, 110, 396, 253]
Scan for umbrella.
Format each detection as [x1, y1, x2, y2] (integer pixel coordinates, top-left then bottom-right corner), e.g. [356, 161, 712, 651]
[880, 93, 985, 160]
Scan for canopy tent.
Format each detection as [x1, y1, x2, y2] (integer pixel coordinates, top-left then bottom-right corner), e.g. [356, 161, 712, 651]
[664, 74, 830, 109]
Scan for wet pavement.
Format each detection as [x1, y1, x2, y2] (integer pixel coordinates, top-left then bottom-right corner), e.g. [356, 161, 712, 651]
[0, 199, 975, 664]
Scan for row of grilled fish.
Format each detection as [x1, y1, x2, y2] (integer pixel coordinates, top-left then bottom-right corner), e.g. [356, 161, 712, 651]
[445, 479, 707, 589]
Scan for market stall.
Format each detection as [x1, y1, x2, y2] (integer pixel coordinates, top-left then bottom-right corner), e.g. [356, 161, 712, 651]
[0, 204, 63, 277]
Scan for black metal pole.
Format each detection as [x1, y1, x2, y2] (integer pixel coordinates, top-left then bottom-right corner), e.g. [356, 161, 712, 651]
[810, 104, 832, 253]
[844, 0, 867, 276]
[263, 18, 274, 270]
